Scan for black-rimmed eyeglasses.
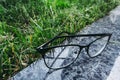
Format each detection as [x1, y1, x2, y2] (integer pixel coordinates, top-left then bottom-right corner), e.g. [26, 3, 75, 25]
[36, 32, 112, 70]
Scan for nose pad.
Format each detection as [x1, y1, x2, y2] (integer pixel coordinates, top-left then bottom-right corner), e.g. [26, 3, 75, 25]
[85, 47, 91, 57]
[70, 49, 80, 59]
[85, 47, 88, 53]
[74, 50, 78, 54]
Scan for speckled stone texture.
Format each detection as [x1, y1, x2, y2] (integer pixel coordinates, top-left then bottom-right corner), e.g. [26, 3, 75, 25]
[11, 6, 120, 80]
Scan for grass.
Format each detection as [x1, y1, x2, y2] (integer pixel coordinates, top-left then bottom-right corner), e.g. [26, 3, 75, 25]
[0, 0, 119, 79]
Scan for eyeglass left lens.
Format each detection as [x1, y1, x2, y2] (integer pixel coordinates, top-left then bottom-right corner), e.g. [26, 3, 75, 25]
[44, 46, 80, 69]
[88, 36, 109, 57]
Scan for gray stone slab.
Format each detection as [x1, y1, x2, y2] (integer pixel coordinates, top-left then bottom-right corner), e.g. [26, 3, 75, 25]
[11, 6, 120, 80]
[61, 43, 120, 80]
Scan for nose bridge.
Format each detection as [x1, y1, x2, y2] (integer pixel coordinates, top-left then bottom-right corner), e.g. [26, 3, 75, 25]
[80, 45, 88, 49]
[77, 46, 85, 56]
[77, 45, 88, 58]
[79, 45, 88, 55]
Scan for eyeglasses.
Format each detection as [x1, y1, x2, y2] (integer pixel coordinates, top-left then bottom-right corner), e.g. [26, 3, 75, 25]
[36, 32, 112, 70]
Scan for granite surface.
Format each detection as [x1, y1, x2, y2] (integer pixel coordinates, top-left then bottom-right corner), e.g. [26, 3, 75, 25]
[11, 6, 120, 80]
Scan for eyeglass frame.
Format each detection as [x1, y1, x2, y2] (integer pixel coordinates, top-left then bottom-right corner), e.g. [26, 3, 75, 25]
[36, 32, 112, 70]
